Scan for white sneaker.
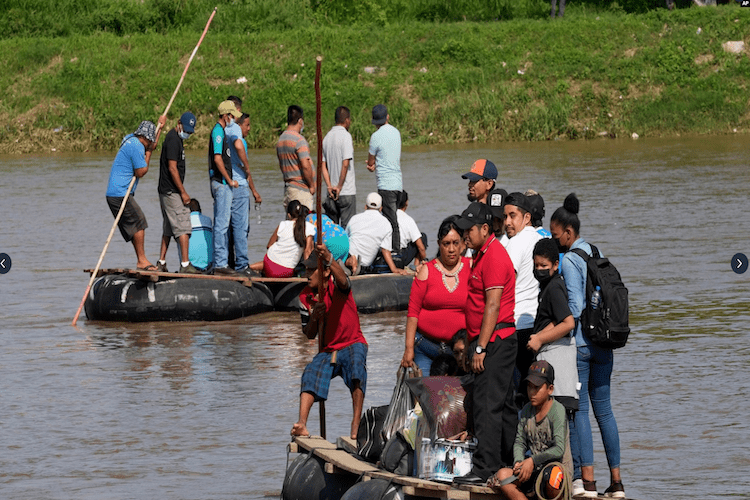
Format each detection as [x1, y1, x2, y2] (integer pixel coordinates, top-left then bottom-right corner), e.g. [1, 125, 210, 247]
[572, 479, 585, 497]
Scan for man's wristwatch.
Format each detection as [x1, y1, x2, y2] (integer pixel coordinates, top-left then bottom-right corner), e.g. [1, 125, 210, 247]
[475, 345, 486, 355]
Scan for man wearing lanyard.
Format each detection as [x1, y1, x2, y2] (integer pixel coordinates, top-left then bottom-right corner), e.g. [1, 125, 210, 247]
[209, 100, 241, 275]
[453, 202, 518, 485]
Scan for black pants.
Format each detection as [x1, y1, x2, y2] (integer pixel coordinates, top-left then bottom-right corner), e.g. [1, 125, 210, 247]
[323, 194, 357, 228]
[396, 232, 427, 268]
[515, 327, 535, 383]
[469, 332, 518, 480]
[378, 189, 401, 252]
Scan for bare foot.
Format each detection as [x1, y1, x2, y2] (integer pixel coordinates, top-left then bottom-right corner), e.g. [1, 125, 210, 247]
[290, 422, 309, 437]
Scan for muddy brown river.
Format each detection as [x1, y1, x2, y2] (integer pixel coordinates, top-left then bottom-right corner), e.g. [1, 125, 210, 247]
[1, 135, 748, 499]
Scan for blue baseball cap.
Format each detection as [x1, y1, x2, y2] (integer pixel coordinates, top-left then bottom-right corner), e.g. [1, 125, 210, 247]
[180, 112, 196, 134]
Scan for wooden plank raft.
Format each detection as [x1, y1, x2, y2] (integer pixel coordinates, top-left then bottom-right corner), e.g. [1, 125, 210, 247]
[85, 268, 253, 287]
[86, 267, 415, 287]
[290, 436, 502, 499]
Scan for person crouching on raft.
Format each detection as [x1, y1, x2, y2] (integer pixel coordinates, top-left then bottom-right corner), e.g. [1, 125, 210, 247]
[291, 244, 368, 440]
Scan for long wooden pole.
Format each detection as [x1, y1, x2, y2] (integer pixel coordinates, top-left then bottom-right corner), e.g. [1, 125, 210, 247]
[314, 55, 326, 440]
[72, 8, 218, 326]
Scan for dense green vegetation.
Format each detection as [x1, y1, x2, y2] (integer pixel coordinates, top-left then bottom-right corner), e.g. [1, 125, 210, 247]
[1, 0, 699, 39]
[1, 1, 749, 153]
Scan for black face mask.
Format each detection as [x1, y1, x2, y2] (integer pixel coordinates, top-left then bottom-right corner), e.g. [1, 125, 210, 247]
[534, 268, 554, 286]
[553, 238, 568, 254]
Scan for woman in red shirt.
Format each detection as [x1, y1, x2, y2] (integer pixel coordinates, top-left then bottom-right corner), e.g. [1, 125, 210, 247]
[401, 216, 470, 375]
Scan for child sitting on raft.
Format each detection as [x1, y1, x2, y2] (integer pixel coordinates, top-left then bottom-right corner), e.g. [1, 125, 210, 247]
[250, 200, 315, 278]
[488, 360, 572, 500]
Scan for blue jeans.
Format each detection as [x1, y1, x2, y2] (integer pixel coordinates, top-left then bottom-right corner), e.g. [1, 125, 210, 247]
[414, 332, 453, 375]
[569, 343, 621, 479]
[230, 184, 250, 269]
[211, 180, 233, 268]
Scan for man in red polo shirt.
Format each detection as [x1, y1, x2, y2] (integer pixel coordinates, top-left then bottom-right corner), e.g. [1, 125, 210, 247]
[452, 202, 518, 485]
[291, 244, 368, 440]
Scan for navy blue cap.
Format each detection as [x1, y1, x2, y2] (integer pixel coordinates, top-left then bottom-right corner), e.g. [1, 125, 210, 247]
[372, 104, 388, 125]
[179, 112, 196, 134]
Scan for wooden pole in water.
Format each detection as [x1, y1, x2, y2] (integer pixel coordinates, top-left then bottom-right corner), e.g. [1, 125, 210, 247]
[72, 8, 218, 326]
[314, 55, 326, 440]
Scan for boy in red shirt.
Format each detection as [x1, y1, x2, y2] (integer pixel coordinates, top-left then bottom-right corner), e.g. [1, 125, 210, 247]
[291, 244, 368, 440]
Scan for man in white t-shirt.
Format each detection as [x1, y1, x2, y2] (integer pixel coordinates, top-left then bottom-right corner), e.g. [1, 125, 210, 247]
[345, 193, 408, 276]
[321, 106, 356, 228]
[501, 192, 543, 382]
[395, 191, 426, 269]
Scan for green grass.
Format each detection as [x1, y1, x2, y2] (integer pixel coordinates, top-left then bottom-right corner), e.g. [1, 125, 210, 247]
[2, 3, 750, 152]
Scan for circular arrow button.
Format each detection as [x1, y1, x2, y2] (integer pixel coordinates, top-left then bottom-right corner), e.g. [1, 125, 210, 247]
[0, 253, 11, 275]
[731, 253, 748, 274]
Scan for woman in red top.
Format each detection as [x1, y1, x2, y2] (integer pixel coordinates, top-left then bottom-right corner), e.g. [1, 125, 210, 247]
[401, 216, 470, 375]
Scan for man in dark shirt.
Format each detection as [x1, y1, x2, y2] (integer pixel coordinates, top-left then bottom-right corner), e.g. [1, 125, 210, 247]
[156, 112, 199, 274]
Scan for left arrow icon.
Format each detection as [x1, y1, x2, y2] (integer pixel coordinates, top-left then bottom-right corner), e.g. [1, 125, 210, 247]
[0, 253, 10, 274]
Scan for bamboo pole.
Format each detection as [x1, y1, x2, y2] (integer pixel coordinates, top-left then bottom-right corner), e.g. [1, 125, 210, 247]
[314, 55, 326, 439]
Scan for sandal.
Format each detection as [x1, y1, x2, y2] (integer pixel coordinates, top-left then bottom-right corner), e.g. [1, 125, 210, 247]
[136, 265, 158, 272]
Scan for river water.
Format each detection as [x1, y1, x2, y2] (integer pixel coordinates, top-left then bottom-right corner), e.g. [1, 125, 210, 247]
[0, 136, 748, 499]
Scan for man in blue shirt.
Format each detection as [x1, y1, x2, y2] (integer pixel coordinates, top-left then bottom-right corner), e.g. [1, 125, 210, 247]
[366, 104, 402, 251]
[105, 116, 165, 270]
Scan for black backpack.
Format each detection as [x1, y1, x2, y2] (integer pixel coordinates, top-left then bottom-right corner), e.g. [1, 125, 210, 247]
[357, 405, 389, 462]
[571, 245, 630, 349]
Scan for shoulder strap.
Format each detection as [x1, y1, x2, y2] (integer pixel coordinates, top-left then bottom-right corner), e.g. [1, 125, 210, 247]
[570, 248, 589, 261]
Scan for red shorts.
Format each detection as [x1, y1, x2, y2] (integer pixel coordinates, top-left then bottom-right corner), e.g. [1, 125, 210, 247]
[263, 254, 294, 278]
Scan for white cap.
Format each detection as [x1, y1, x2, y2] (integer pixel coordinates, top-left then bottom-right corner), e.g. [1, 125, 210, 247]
[365, 192, 382, 209]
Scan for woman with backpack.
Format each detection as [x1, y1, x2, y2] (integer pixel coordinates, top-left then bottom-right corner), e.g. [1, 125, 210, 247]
[550, 193, 625, 499]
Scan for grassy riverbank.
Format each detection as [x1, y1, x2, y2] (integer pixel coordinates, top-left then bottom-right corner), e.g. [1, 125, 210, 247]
[2, 4, 750, 153]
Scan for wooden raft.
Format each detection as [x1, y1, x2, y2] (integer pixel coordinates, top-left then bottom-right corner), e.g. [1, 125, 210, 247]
[86, 268, 414, 287]
[85, 268, 254, 287]
[289, 436, 501, 499]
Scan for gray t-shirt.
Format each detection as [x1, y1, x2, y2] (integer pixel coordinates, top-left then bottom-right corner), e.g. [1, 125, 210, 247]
[322, 125, 356, 196]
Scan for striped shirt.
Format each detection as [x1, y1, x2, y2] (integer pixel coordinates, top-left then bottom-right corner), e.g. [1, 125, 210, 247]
[276, 130, 312, 190]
